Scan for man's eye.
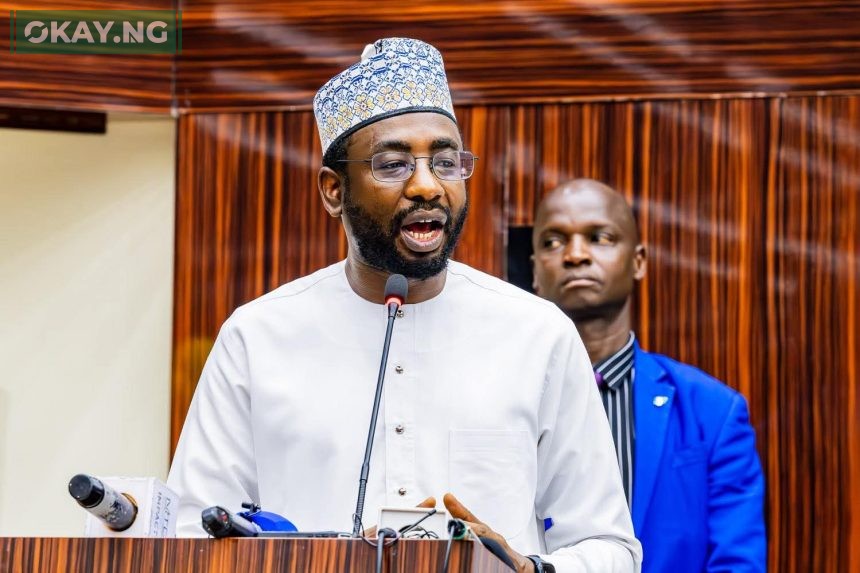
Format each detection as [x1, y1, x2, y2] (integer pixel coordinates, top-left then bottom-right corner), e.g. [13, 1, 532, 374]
[435, 159, 456, 169]
[379, 161, 409, 171]
[593, 233, 614, 245]
[543, 238, 562, 249]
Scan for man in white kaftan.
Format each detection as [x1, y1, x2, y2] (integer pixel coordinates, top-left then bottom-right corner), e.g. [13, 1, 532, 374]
[168, 38, 641, 573]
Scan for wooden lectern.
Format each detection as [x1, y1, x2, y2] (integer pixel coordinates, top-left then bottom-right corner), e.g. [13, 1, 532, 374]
[1, 537, 512, 572]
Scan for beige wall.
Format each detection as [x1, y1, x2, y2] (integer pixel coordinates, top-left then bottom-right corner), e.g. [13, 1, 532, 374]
[0, 114, 175, 535]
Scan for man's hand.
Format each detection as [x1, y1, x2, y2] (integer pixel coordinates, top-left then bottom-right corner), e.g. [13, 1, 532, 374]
[363, 496, 437, 538]
[443, 493, 535, 573]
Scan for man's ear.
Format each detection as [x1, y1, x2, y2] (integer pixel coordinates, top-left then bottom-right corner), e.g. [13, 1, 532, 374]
[633, 244, 647, 281]
[318, 167, 345, 218]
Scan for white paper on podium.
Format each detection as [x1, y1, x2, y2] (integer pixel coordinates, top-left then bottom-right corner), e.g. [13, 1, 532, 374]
[378, 506, 450, 539]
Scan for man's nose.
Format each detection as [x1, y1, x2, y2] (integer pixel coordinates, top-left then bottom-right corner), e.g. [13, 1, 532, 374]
[563, 236, 591, 266]
[403, 158, 444, 203]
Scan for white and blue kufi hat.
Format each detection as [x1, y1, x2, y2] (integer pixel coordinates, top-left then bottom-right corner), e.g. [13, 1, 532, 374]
[313, 38, 456, 156]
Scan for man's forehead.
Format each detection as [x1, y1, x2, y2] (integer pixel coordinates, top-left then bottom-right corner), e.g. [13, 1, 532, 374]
[536, 188, 633, 233]
[538, 206, 618, 232]
[350, 112, 461, 150]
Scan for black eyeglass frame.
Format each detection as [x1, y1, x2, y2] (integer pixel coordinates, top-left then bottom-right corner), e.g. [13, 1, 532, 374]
[336, 150, 479, 182]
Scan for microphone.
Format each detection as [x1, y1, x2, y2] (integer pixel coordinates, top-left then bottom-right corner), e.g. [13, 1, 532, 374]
[69, 474, 137, 532]
[443, 520, 517, 571]
[68, 474, 179, 537]
[201, 506, 260, 538]
[384, 274, 408, 318]
[447, 518, 473, 540]
[443, 519, 474, 572]
[351, 274, 408, 537]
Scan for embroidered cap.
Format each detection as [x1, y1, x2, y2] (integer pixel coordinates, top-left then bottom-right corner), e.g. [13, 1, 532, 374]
[313, 37, 457, 156]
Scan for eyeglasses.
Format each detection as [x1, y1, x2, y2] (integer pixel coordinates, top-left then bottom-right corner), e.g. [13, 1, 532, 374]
[337, 151, 478, 182]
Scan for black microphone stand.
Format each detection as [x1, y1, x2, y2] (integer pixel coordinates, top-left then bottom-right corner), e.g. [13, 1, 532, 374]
[351, 278, 406, 537]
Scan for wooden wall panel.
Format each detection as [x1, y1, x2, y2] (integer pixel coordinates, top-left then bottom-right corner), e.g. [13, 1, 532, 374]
[172, 95, 859, 572]
[3, 2, 858, 113]
[0, 1, 175, 113]
[763, 96, 860, 572]
[175, 0, 860, 112]
[453, 107, 509, 276]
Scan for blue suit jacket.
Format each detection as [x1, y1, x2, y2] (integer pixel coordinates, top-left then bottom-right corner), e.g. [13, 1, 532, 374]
[632, 344, 766, 572]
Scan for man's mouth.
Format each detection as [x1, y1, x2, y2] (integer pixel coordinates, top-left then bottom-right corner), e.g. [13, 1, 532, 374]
[562, 276, 599, 289]
[400, 220, 445, 253]
[398, 210, 448, 254]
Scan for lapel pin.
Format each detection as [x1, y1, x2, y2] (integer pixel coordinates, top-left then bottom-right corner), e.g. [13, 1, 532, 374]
[652, 395, 669, 407]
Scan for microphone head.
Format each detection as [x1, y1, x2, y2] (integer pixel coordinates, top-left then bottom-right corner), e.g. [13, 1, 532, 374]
[69, 474, 105, 507]
[384, 274, 408, 307]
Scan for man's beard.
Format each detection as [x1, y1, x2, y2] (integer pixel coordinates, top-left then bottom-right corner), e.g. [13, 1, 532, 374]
[342, 184, 469, 280]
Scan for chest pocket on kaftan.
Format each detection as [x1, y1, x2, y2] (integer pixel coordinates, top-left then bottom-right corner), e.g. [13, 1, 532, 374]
[448, 429, 535, 541]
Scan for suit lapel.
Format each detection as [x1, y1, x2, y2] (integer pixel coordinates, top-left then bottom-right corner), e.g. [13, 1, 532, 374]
[632, 345, 674, 532]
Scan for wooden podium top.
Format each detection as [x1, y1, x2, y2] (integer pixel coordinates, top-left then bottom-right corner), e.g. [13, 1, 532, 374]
[1, 536, 512, 572]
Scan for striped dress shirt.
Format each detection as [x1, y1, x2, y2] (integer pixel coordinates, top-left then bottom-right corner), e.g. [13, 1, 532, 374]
[594, 332, 636, 508]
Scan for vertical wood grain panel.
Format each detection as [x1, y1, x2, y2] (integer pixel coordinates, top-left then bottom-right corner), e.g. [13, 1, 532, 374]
[453, 106, 509, 276]
[0, 537, 510, 572]
[762, 96, 859, 572]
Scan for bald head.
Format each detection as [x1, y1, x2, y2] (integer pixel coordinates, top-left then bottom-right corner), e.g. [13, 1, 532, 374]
[534, 179, 639, 249]
[531, 178, 646, 323]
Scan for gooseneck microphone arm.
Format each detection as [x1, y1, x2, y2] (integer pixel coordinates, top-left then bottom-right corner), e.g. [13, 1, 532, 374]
[351, 274, 408, 537]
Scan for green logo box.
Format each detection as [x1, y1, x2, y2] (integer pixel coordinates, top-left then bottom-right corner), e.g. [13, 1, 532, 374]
[10, 10, 181, 54]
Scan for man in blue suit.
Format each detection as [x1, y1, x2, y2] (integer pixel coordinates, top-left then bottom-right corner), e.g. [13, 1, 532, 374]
[531, 179, 766, 572]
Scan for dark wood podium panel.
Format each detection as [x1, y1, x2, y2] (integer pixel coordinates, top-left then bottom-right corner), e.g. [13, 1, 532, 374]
[0, 536, 512, 572]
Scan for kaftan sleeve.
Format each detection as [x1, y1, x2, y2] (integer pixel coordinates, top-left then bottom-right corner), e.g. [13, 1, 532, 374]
[533, 322, 643, 572]
[167, 315, 259, 536]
